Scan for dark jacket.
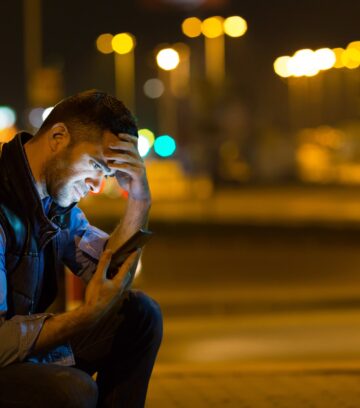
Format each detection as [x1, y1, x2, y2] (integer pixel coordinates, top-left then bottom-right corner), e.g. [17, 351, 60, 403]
[0, 133, 74, 317]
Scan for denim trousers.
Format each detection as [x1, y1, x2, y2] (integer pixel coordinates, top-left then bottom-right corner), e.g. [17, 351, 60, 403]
[0, 290, 163, 408]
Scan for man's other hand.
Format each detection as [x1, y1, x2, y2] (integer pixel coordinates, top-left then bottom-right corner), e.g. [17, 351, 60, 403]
[84, 249, 141, 319]
[105, 133, 151, 201]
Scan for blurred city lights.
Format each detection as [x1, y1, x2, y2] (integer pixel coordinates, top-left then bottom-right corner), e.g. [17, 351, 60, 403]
[332, 48, 345, 68]
[182, 17, 202, 38]
[313, 48, 336, 70]
[273, 56, 292, 78]
[289, 49, 319, 77]
[42, 106, 53, 121]
[348, 41, 360, 51]
[201, 16, 224, 39]
[112, 33, 135, 55]
[154, 135, 176, 157]
[96, 33, 114, 54]
[156, 48, 180, 71]
[137, 135, 151, 157]
[28, 108, 44, 128]
[138, 128, 155, 147]
[341, 49, 360, 69]
[0, 106, 16, 130]
[274, 46, 346, 77]
[223, 16, 247, 38]
[143, 78, 165, 99]
[0, 126, 17, 142]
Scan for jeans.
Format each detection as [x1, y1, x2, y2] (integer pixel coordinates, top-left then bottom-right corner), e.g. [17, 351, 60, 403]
[0, 290, 163, 407]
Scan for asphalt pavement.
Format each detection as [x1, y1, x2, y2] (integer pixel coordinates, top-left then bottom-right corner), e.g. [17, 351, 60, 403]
[80, 187, 360, 406]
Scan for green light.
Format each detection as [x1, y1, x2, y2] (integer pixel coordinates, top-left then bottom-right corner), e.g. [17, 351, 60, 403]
[138, 128, 155, 147]
[154, 135, 176, 157]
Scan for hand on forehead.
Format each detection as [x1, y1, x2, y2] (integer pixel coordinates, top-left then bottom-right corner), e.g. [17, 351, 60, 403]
[103, 132, 138, 150]
[101, 132, 140, 176]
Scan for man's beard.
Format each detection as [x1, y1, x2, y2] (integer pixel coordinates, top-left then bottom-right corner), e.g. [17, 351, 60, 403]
[41, 147, 75, 207]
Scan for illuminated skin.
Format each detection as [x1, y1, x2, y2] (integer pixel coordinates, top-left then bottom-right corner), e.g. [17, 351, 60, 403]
[25, 122, 150, 256]
[25, 124, 150, 208]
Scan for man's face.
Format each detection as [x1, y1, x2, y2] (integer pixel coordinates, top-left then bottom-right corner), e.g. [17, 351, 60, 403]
[43, 131, 117, 207]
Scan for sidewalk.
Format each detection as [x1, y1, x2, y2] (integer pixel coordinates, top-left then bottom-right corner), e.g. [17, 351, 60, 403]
[147, 363, 360, 407]
[82, 186, 360, 227]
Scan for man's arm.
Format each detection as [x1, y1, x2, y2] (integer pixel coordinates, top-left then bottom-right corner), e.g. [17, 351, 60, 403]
[104, 133, 151, 251]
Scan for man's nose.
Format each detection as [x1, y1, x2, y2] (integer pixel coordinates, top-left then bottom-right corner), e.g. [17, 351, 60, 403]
[85, 177, 103, 194]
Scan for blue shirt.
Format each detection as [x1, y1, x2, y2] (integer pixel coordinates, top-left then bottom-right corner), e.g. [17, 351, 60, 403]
[0, 197, 109, 367]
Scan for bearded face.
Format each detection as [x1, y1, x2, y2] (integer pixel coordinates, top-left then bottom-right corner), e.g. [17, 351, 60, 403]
[41, 142, 103, 207]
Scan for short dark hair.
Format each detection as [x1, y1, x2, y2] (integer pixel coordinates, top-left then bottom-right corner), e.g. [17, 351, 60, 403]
[37, 90, 138, 143]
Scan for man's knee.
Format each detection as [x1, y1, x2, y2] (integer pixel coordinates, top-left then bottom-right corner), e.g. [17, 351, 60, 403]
[52, 367, 98, 408]
[124, 290, 163, 347]
[0, 364, 98, 408]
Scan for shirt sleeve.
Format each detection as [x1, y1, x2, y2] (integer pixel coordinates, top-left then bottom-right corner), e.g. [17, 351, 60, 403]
[61, 206, 109, 283]
[0, 226, 53, 367]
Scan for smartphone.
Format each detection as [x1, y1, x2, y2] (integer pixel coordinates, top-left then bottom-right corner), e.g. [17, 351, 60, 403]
[106, 229, 153, 279]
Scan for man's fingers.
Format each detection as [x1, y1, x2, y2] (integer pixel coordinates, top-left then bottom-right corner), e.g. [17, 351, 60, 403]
[95, 249, 112, 281]
[113, 249, 141, 285]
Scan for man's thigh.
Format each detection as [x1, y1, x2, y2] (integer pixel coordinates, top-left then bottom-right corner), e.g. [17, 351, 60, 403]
[0, 362, 98, 408]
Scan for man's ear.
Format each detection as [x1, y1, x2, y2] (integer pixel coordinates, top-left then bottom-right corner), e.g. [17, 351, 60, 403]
[48, 123, 70, 152]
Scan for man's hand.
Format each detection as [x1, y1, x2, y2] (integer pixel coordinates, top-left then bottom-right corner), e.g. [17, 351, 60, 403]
[105, 133, 151, 201]
[84, 249, 140, 319]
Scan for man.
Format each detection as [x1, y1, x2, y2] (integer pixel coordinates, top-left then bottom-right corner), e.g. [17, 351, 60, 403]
[0, 90, 162, 407]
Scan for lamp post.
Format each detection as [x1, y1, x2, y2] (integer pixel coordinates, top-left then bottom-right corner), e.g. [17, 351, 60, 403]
[96, 32, 136, 112]
[202, 16, 225, 88]
[182, 15, 248, 90]
[156, 47, 180, 138]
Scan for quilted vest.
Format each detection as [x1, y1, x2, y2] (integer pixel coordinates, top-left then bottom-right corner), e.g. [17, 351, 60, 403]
[0, 133, 74, 317]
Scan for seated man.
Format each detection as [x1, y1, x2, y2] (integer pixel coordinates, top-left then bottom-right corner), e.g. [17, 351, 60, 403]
[0, 90, 162, 407]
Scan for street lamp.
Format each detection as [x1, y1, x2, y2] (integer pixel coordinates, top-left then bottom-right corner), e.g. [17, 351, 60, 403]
[156, 48, 180, 71]
[95, 32, 136, 112]
[182, 15, 248, 89]
[156, 46, 180, 138]
[201, 16, 225, 88]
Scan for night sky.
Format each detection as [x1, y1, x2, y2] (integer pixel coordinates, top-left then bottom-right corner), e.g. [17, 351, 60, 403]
[0, 0, 359, 127]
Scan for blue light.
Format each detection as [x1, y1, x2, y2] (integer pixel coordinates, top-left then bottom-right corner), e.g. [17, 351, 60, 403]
[154, 135, 176, 157]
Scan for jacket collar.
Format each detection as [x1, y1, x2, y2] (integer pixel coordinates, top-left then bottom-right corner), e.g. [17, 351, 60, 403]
[2, 132, 75, 243]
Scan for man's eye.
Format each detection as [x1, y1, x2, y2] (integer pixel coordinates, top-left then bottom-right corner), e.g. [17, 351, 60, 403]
[91, 161, 102, 170]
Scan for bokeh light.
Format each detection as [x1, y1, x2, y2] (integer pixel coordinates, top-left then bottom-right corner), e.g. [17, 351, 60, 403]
[156, 48, 180, 71]
[182, 17, 202, 38]
[154, 135, 176, 157]
[143, 78, 165, 99]
[28, 108, 44, 128]
[223, 16, 247, 38]
[332, 48, 345, 68]
[341, 48, 360, 69]
[138, 135, 151, 157]
[314, 48, 336, 70]
[96, 33, 114, 54]
[0, 106, 16, 130]
[0, 126, 17, 143]
[347, 41, 360, 52]
[289, 49, 319, 77]
[112, 33, 135, 55]
[273, 56, 292, 78]
[138, 128, 155, 147]
[42, 106, 54, 121]
[201, 16, 224, 39]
